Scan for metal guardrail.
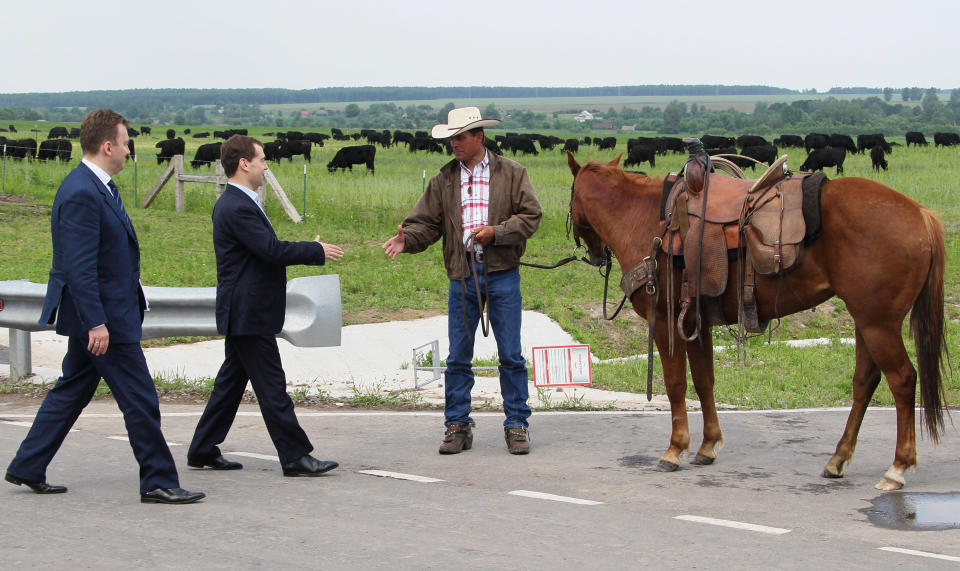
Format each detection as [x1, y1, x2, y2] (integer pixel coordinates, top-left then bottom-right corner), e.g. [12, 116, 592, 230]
[0, 275, 341, 380]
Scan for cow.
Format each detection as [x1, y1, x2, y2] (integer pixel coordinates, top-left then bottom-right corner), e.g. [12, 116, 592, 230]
[801, 147, 846, 175]
[262, 140, 282, 161]
[365, 131, 391, 147]
[140, 126, 151, 136]
[736, 135, 768, 148]
[776, 134, 804, 148]
[597, 137, 617, 151]
[286, 130, 305, 141]
[184, 128, 191, 134]
[905, 132, 927, 147]
[483, 138, 500, 155]
[538, 136, 562, 151]
[662, 137, 686, 153]
[583, 136, 592, 145]
[804, 132, 830, 153]
[870, 145, 888, 171]
[628, 137, 664, 155]
[738, 144, 778, 170]
[126, 139, 135, 160]
[409, 136, 443, 153]
[829, 134, 858, 153]
[69, 127, 81, 138]
[127, 127, 139, 137]
[155, 138, 185, 164]
[3, 138, 37, 160]
[304, 132, 328, 146]
[279, 139, 311, 162]
[701, 134, 735, 149]
[706, 147, 737, 157]
[327, 145, 375, 174]
[191, 142, 222, 168]
[393, 131, 415, 147]
[37, 139, 72, 161]
[8, 125, 16, 133]
[623, 144, 655, 169]
[166, 129, 176, 139]
[933, 132, 960, 147]
[502, 135, 539, 155]
[562, 138, 580, 153]
[192, 132, 210, 138]
[856, 133, 889, 154]
[48, 126, 69, 139]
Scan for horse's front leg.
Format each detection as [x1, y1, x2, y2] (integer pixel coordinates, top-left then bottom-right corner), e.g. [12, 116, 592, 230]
[654, 312, 690, 471]
[686, 325, 724, 465]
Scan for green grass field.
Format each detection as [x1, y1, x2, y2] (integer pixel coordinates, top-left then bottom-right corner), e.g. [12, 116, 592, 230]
[1, 126, 957, 408]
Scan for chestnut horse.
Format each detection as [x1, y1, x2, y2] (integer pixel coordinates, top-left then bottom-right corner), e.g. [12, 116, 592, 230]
[567, 153, 947, 490]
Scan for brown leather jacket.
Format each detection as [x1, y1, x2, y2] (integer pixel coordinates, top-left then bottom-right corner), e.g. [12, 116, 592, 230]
[401, 151, 542, 280]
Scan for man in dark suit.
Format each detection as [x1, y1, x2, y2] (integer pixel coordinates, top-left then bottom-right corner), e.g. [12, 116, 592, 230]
[187, 135, 343, 477]
[5, 110, 204, 504]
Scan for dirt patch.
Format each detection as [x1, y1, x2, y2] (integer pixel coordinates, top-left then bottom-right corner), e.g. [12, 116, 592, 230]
[0, 193, 32, 204]
[344, 308, 445, 325]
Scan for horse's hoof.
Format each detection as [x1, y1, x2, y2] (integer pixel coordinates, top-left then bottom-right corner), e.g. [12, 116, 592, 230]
[691, 453, 715, 465]
[875, 477, 903, 491]
[655, 460, 680, 472]
[822, 468, 844, 479]
[822, 458, 846, 479]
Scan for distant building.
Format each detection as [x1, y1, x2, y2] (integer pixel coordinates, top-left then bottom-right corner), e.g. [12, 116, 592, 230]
[574, 110, 594, 123]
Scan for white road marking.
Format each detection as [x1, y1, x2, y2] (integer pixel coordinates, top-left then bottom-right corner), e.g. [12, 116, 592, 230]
[1, 420, 77, 432]
[508, 490, 603, 505]
[674, 515, 790, 535]
[106, 435, 181, 446]
[231, 451, 280, 462]
[879, 547, 960, 562]
[358, 470, 444, 483]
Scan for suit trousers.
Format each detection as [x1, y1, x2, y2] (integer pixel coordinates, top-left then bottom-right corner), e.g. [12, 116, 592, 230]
[6, 335, 179, 493]
[188, 334, 313, 465]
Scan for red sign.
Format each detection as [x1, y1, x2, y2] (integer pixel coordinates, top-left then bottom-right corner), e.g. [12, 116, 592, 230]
[532, 345, 592, 387]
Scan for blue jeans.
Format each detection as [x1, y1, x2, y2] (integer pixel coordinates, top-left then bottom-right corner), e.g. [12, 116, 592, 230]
[445, 263, 530, 429]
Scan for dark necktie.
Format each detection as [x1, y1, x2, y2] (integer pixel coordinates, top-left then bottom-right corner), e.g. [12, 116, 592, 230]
[108, 180, 125, 216]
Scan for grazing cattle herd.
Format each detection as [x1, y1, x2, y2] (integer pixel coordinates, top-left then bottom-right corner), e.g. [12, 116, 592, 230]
[1, 124, 958, 178]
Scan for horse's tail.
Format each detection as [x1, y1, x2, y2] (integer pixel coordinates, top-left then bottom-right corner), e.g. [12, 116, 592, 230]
[910, 207, 949, 444]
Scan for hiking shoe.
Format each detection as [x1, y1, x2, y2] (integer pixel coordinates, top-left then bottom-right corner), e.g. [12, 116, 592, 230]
[439, 423, 474, 455]
[504, 426, 530, 455]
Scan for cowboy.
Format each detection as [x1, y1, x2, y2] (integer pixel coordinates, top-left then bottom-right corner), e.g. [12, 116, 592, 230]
[383, 107, 542, 455]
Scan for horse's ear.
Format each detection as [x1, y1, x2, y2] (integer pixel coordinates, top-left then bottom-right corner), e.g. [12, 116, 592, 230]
[567, 151, 580, 176]
[609, 153, 623, 167]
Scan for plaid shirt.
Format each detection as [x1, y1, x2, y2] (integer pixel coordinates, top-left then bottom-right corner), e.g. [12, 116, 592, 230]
[460, 151, 490, 252]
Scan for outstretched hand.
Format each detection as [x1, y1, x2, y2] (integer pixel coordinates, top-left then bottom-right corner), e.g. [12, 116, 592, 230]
[382, 224, 405, 260]
[315, 236, 344, 261]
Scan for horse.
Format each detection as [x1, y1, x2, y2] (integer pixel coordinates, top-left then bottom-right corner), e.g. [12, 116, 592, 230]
[566, 152, 948, 491]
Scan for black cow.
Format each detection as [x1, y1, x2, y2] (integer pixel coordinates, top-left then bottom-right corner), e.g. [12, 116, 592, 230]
[69, 127, 81, 138]
[801, 147, 846, 175]
[739, 144, 778, 170]
[562, 138, 579, 153]
[933, 132, 960, 147]
[48, 126, 69, 139]
[140, 126, 151, 136]
[623, 144, 655, 169]
[583, 136, 592, 145]
[192, 132, 210, 138]
[829, 134, 858, 153]
[365, 131, 391, 147]
[483, 138, 500, 155]
[327, 145, 375, 174]
[856, 133, 889, 154]
[393, 131, 414, 147]
[662, 137, 686, 153]
[126, 127, 139, 137]
[191, 142, 222, 168]
[870, 146, 888, 171]
[279, 140, 311, 162]
[2, 138, 37, 160]
[304, 132, 328, 146]
[502, 136, 539, 156]
[8, 125, 16, 133]
[409, 136, 443, 153]
[736, 135, 768, 148]
[701, 134, 735, 149]
[155, 138, 185, 164]
[37, 139, 72, 161]
[706, 147, 737, 157]
[804, 133, 830, 153]
[597, 137, 617, 151]
[126, 139, 135, 160]
[184, 128, 191, 135]
[905, 132, 927, 147]
[286, 130, 305, 141]
[166, 129, 176, 139]
[262, 141, 282, 161]
[776, 134, 804, 148]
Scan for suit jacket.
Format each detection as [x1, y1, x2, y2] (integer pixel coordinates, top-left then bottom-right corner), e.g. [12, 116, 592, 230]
[213, 184, 326, 336]
[38, 162, 146, 343]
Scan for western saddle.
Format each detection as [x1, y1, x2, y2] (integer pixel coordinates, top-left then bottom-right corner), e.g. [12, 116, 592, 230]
[656, 139, 807, 336]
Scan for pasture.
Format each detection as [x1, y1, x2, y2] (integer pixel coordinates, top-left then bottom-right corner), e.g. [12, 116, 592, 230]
[1, 126, 958, 408]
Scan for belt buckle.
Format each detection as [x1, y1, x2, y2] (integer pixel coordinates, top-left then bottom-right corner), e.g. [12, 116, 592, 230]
[472, 250, 484, 263]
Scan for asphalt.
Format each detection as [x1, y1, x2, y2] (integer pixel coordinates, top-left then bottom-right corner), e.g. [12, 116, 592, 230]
[1, 311, 677, 411]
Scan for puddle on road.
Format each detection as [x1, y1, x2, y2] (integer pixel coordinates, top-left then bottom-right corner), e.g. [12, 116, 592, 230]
[860, 492, 960, 531]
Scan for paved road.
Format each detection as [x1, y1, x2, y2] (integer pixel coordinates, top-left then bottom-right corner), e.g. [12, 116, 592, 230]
[1, 400, 958, 569]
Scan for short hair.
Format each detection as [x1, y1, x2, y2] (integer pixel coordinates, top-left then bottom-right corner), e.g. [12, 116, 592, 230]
[80, 109, 129, 154]
[220, 134, 263, 177]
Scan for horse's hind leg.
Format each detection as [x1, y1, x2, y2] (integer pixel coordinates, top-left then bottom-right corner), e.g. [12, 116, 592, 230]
[686, 326, 724, 465]
[655, 321, 691, 472]
[824, 328, 881, 479]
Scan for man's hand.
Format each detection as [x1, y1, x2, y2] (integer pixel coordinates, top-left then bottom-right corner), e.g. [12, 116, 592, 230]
[471, 226, 495, 246]
[382, 225, 406, 260]
[87, 325, 109, 356]
[314, 236, 344, 261]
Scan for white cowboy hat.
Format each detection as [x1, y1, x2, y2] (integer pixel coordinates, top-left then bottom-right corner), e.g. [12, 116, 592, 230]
[431, 106, 501, 139]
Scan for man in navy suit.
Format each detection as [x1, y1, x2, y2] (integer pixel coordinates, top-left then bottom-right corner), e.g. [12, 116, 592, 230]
[187, 135, 343, 477]
[5, 110, 204, 504]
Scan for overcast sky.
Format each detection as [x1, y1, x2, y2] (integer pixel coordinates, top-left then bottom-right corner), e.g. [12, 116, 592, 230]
[2, 0, 956, 95]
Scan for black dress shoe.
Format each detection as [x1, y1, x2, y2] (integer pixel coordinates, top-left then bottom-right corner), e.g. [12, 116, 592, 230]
[187, 455, 243, 470]
[5, 472, 67, 494]
[281, 455, 338, 477]
[140, 487, 206, 504]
